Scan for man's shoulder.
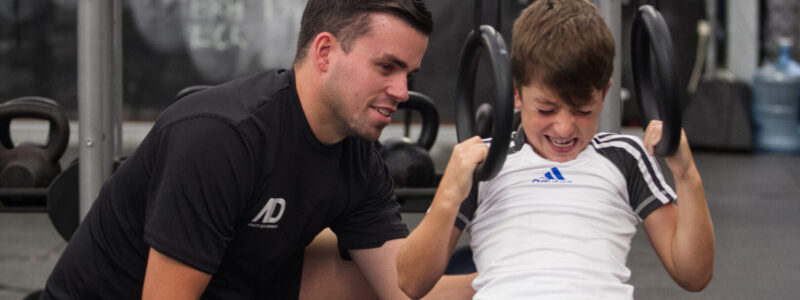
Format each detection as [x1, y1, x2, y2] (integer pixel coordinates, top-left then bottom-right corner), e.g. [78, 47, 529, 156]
[156, 69, 295, 129]
[222, 68, 294, 99]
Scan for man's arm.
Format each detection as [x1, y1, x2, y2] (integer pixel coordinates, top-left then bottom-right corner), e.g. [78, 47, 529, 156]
[397, 136, 488, 299]
[142, 248, 212, 300]
[641, 121, 715, 291]
[349, 239, 409, 299]
[351, 237, 477, 300]
[301, 229, 475, 300]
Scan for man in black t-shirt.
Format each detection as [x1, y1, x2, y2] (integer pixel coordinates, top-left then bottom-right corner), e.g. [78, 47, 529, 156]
[43, 1, 445, 299]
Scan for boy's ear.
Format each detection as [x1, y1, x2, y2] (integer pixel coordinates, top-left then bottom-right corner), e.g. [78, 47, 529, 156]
[601, 78, 613, 101]
[514, 82, 522, 110]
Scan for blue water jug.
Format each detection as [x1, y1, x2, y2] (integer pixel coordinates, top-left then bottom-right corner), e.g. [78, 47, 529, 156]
[752, 38, 800, 152]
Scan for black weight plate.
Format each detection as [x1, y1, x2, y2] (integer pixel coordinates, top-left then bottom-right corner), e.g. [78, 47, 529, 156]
[47, 162, 78, 242]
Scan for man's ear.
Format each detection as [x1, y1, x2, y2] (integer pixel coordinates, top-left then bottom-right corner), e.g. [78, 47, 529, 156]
[311, 32, 336, 73]
[514, 82, 522, 110]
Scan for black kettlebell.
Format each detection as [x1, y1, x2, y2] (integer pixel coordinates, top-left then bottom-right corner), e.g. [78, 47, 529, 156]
[475, 102, 493, 138]
[475, 103, 522, 135]
[0, 97, 70, 188]
[379, 91, 439, 188]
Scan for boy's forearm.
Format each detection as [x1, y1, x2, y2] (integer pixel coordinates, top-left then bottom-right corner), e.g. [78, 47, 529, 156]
[671, 165, 715, 290]
[397, 191, 462, 299]
[422, 273, 477, 300]
[399, 136, 486, 298]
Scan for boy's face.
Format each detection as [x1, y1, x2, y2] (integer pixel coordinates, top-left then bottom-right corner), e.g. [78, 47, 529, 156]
[515, 80, 610, 162]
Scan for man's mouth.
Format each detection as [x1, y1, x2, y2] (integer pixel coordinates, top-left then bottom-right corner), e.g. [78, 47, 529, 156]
[375, 107, 391, 117]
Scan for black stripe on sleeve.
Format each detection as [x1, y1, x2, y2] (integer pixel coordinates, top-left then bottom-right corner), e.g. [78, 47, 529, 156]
[454, 182, 479, 231]
[591, 135, 675, 220]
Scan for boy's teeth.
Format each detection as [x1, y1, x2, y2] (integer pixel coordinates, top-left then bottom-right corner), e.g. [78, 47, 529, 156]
[550, 137, 575, 147]
[376, 108, 390, 116]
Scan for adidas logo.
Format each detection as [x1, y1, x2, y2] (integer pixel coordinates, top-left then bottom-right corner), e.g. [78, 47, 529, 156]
[531, 167, 572, 183]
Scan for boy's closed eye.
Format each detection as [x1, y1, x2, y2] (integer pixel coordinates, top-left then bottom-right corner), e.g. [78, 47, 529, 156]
[574, 109, 592, 116]
[537, 109, 555, 115]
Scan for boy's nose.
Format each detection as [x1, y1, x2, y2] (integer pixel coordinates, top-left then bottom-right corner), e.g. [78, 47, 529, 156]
[552, 112, 576, 137]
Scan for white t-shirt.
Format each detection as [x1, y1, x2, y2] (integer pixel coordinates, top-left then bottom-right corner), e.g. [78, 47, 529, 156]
[455, 130, 676, 299]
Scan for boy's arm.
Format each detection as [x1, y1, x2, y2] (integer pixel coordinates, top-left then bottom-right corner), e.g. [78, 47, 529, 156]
[397, 136, 488, 299]
[641, 121, 715, 291]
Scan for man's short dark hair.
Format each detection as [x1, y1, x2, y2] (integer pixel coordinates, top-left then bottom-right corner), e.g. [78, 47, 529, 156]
[294, 0, 433, 64]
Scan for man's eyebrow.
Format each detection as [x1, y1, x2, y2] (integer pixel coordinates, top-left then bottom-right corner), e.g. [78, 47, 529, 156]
[381, 54, 420, 74]
[383, 54, 408, 69]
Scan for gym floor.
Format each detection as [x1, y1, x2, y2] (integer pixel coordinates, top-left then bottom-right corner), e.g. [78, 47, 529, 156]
[1, 124, 799, 299]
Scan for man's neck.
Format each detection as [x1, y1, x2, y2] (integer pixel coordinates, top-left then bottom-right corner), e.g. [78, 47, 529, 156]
[294, 63, 345, 145]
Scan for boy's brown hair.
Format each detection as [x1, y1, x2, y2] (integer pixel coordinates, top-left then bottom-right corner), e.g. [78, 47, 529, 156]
[511, 0, 614, 107]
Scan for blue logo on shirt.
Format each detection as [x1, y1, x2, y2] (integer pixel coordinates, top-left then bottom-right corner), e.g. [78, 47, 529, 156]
[532, 167, 572, 183]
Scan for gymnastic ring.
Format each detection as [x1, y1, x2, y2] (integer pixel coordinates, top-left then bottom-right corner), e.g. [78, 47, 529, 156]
[455, 25, 514, 181]
[631, 5, 682, 156]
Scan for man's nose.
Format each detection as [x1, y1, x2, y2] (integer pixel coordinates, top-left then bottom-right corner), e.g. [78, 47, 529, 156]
[386, 75, 409, 102]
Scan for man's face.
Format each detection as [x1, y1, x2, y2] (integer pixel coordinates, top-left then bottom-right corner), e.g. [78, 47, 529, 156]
[515, 81, 608, 162]
[321, 13, 429, 141]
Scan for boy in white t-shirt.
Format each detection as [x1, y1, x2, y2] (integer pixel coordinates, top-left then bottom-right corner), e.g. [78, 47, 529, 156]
[397, 0, 714, 298]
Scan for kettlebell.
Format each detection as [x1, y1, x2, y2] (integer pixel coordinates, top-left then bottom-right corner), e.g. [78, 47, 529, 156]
[476, 103, 522, 135]
[379, 91, 439, 188]
[475, 102, 493, 138]
[0, 97, 70, 188]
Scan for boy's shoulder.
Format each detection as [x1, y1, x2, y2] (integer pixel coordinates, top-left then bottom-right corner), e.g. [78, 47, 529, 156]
[589, 132, 656, 169]
[590, 132, 647, 153]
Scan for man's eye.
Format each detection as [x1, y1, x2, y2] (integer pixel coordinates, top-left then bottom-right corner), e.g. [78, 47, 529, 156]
[379, 64, 393, 73]
[575, 110, 591, 116]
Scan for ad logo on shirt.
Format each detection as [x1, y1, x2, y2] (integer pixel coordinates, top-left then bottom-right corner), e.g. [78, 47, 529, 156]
[531, 167, 573, 183]
[248, 197, 286, 229]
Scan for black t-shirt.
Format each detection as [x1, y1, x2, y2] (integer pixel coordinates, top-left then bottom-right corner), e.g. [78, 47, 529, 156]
[43, 69, 409, 299]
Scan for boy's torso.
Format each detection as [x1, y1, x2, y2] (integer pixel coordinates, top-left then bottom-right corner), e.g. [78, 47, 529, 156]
[465, 132, 675, 299]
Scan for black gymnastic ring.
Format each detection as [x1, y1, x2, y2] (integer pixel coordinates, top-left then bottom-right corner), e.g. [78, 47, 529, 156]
[455, 25, 514, 181]
[631, 5, 682, 156]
